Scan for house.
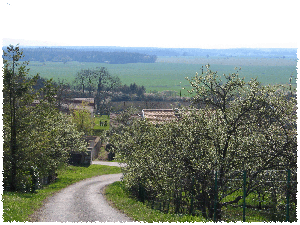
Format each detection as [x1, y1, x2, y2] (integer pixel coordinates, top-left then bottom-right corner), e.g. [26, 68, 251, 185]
[109, 112, 141, 127]
[110, 108, 211, 126]
[68, 98, 95, 107]
[109, 108, 193, 125]
[140, 108, 213, 124]
[141, 109, 180, 124]
[62, 98, 95, 114]
[31, 98, 95, 114]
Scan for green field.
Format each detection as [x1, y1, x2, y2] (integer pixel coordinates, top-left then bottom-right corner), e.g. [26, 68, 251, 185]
[26, 57, 297, 96]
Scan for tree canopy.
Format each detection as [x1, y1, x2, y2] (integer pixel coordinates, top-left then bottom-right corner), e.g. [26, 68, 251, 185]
[110, 65, 297, 221]
[2, 45, 87, 192]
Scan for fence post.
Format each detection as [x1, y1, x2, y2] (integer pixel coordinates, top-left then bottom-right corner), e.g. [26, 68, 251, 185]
[286, 169, 291, 222]
[139, 182, 145, 203]
[166, 197, 170, 213]
[175, 189, 182, 214]
[243, 170, 247, 222]
[213, 170, 218, 222]
[189, 177, 195, 215]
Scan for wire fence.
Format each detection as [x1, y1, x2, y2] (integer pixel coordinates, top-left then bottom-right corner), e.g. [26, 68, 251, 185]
[136, 169, 297, 222]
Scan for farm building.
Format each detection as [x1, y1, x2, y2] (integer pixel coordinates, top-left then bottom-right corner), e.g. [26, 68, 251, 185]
[69, 136, 102, 166]
[61, 98, 95, 114]
[141, 108, 214, 124]
[109, 109, 180, 126]
[31, 98, 95, 114]
[141, 109, 180, 124]
[109, 112, 140, 127]
[68, 98, 95, 107]
[109, 108, 202, 125]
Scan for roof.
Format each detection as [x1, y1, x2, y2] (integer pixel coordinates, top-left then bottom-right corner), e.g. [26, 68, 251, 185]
[69, 98, 94, 105]
[142, 109, 179, 124]
[109, 113, 141, 127]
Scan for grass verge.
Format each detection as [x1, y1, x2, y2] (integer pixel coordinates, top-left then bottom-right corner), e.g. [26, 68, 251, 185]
[93, 115, 110, 130]
[104, 181, 208, 222]
[2, 164, 121, 222]
[104, 182, 290, 222]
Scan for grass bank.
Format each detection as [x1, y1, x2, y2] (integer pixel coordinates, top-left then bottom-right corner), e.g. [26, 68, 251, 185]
[2, 164, 121, 222]
[105, 181, 292, 222]
[93, 115, 110, 130]
[104, 181, 208, 222]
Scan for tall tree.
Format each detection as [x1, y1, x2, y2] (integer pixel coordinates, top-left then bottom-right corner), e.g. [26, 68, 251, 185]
[2, 44, 38, 191]
[74, 67, 121, 114]
[70, 101, 95, 135]
[186, 65, 297, 219]
[93, 67, 121, 114]
[54, 78, 73, 110]
[74, 69, 90, 95]
[3, 45, 87, 192]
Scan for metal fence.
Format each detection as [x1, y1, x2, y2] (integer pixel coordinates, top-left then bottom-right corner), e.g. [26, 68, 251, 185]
[215, 169, 297, 222]
[137, 169, 297, 222]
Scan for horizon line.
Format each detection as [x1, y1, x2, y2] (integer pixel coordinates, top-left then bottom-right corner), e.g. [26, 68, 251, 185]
[1, 45, 298, 50]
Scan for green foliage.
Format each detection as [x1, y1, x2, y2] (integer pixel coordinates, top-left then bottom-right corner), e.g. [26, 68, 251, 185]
[110, 65, 297, 221]
[74, 67, 121, 114]
[105, 181, 207, 222]
[105, 181, 284, 222]
[71, 101, 95, 135]
[2, 45, 87, 192]
[3, 44, 38, 192]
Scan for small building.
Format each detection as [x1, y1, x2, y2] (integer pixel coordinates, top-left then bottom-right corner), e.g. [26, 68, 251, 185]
[141, 109, 180, 124]
[69, 136, 102, 166]
[63, 98, 95, 115]
[69, 98, 95, 107]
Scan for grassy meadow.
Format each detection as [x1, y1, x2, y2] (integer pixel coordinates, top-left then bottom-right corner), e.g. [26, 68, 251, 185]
[26, 57, 297, 97]
[93, 115, 110, 130]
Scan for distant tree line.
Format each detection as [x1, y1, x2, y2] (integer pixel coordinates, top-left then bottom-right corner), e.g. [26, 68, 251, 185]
[33, 73, 184, 104]
[15, 48, 157, 64]
[29, 68, 148, 114]
[117, 83, 146, 96]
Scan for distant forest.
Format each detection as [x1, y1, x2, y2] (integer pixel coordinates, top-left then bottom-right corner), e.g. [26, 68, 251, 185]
[40, 46, 296, 58]
[17, 48, 157, 64]
[2, 46, 297, 64]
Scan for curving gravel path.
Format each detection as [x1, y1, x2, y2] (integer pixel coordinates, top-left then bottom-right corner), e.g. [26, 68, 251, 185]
[31, 162, 132, 222]
[92, 160, 127, 168]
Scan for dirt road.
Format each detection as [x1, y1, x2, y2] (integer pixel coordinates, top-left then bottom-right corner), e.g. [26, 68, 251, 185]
[32, 162, 132, 222]
[92, 160, 127, 167]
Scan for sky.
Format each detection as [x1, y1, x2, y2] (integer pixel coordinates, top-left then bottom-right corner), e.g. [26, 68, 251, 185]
[1, 0, 299, 49]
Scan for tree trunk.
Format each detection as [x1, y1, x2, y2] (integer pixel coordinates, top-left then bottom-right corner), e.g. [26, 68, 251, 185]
[10, 56, 17, 192]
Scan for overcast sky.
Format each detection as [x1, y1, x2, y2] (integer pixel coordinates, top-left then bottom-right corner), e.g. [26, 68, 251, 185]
[1, 0, 299, 48]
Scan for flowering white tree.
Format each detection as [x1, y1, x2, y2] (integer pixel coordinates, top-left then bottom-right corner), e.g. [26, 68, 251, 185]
[185, 65, 296, 219]
[111, 65, 297, 220]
